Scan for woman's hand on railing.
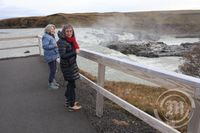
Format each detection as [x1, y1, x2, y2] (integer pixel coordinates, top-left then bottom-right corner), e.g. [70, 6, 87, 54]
[76, 49, 80, 54]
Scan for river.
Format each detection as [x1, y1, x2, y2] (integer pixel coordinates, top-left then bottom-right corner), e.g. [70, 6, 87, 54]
[0, 28, 199, 85]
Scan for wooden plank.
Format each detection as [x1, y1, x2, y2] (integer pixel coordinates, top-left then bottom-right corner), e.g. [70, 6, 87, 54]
[97, 64, 105, 87]
[96, 63, 105, 117]
[188, 88, 200, 133]
[37, 37, 42, 55]
[0, 36, 38, 41]
[37, 35, 44, 56]
[79, 49, 200, 99]
[0, 44, 39, 50]
[188, 100, 200, 133]
[80, 74, 180, 133]
[96, 93, 104, 117]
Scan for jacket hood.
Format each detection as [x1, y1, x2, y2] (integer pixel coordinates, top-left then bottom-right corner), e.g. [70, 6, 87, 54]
[57, 30, 65, 39]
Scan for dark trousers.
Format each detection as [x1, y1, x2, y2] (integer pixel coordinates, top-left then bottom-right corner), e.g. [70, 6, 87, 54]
[48, 60, 57, 83]
[65, 80, 76, 107]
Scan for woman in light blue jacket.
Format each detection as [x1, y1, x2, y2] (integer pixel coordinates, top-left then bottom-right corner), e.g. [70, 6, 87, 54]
[42, 24, 59, 90]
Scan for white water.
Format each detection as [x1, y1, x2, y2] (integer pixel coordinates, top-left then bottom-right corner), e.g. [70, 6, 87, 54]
[0, 28, 198, 85]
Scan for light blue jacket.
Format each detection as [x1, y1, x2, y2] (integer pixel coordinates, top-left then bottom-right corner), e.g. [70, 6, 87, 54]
[42, 33, 59, 63]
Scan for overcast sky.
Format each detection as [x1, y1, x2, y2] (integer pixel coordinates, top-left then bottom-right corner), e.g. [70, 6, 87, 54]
[0, 0, 200, 19]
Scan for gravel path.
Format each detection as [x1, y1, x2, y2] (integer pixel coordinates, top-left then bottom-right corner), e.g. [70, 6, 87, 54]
[57, 71, 160, 133]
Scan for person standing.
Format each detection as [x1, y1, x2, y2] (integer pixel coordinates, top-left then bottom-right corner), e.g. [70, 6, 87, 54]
[42, 24, 60, 90]
[57, 24, 81, 111]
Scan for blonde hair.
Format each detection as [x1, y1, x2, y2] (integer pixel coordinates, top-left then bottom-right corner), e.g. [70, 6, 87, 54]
[44, 24, 55, 33]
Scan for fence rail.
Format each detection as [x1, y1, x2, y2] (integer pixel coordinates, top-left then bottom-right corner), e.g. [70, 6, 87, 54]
[0, 35, 38, 41]
[79, 48, 200, 133]
[1, 35, 200, 133]
[79, 49, 200, 99]
[80, 73, 180, 133]
[0, 35, 42, 55]
[0, 44, 39, 50]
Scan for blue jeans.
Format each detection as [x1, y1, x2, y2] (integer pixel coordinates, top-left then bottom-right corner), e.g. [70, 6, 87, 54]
[48, 60, 57, 83]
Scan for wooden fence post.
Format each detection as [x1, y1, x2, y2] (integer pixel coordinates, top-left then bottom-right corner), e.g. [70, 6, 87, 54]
[96, 63, 105, 117]
[188, 88, 200, 133]
[37, 36, 42, 55]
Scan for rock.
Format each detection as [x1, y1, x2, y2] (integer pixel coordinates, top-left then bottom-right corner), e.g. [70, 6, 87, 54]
[24, 50, 30, 53]
[180, 42, 200, 48]
[106, 41, 199, 57]
[112, 119, 129, 126]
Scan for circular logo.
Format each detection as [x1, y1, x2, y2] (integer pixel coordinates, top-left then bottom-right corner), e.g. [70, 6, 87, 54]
[154, 89, 195, 128]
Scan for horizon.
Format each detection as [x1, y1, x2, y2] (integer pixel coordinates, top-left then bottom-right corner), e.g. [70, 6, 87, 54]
[1, 9, 200, 20]
[1, 0, 200, 19]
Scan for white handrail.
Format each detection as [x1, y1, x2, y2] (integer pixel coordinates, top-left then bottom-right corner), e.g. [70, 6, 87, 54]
[0, 35, 42, 56]
[78, 48, 200, 133]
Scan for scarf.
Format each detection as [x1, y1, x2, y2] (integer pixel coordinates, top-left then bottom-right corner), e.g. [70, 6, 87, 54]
[66, 37, 79, 49]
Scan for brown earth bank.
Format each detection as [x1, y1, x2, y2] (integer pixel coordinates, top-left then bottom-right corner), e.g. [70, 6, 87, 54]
[1, 10, 200, 34]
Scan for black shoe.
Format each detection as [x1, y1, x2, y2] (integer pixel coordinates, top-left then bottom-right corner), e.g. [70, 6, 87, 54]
[65, 101, 69, 107]
[65, 99, 79, 107]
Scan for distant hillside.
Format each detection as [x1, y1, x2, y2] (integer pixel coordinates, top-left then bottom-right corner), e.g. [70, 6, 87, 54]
[1, 10, 200, 34]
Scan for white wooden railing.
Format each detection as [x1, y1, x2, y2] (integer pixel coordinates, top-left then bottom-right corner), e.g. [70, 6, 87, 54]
[78, 48, 200, 133]
[1, 35, 200, 133]
[0, 36, 42, 55]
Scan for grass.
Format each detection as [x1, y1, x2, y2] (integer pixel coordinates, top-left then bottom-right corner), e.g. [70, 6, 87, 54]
[79, 69, 166, 114]
[105, 81, 166, 115]
[79, 69, 188, 133]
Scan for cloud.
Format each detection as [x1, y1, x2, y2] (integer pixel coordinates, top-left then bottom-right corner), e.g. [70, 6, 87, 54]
[0, 6, 44, 19]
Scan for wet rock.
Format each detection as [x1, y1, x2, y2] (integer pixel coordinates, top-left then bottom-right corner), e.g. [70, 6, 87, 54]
[106, 41, 200, 57]
[180, 42, 200, 48]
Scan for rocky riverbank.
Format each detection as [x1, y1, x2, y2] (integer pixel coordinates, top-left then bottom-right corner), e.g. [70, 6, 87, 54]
[105, 41, 200, 57]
